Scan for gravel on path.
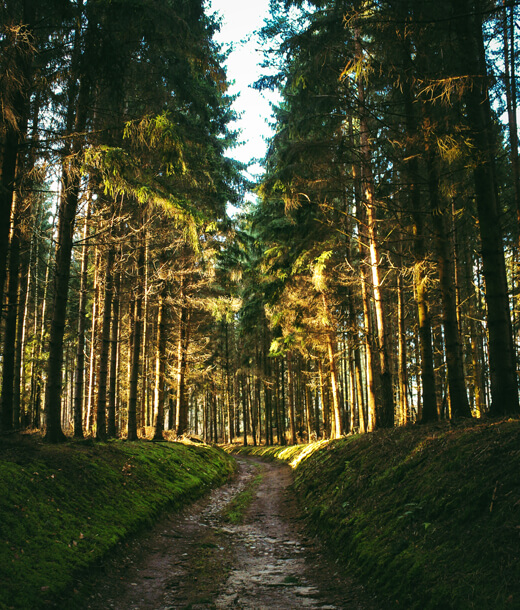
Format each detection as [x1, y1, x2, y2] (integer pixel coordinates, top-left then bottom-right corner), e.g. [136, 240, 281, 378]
[65, 456, 377, 609]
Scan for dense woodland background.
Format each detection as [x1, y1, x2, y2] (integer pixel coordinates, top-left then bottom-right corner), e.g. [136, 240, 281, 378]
[1, 0, 519, 445]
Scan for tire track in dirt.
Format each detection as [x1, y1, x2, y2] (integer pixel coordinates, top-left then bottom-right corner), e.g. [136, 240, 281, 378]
[67, 456, 376, 609]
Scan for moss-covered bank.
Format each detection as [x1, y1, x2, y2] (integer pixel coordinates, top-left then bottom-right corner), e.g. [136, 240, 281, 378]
[230, 419, 520, 609]
[0, 436, 235, 609]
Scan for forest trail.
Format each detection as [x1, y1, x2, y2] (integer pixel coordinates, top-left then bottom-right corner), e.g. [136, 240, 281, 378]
[68, 456, 376, 610]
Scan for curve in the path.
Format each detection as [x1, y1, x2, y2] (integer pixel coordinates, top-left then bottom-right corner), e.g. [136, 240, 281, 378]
[69, 456, 376, 610]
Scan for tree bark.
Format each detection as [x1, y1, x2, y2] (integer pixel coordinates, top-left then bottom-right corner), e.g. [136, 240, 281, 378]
[321, 293, 343, 438]
[95, 246, 114, 440]
[44, 72, 90, 442]
[72, 198, 91, 438]
[153, 291, 167, 440]
[0, 2, 35, 309]
[175, 279, 191, 436]
[454, 0, 519, 415]
[1, 190, 23, 430]
[85, 246, 100, 433]
[107, 270, 120, 437]
[397, 29, 438, 423]
[355, 40, 395, 427]
[127, 244, 144, 441]
[286, 352, 296, 443]
[428, 158, 472, 418]
[503, 0, 520, 225]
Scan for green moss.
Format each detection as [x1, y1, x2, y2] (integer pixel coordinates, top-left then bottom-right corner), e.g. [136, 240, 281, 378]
[0, 437, 235, 609]
[234, 420, 520, 609]
[222, 472, 264, 524]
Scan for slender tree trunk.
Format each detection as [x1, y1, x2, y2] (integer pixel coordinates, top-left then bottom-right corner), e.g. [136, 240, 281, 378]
[399, 45, 438, 423]
[107, 270, 120, 437]
[140, 229, 149, 428]
[0, 3, 35, 308]
[503, 0, 520, 224]
[153, 291, 167, 440]
[428, 158, 471, 418]
[13, 239, 30, 429]
[280, 357, 287, 445]
[44, 69, 90, 442]
[95, 246, 114, 440]
[357, 206, 378, 433]
[30, 212, 54, 428]
[1, 190, 23, 430]
[287, 351, 297, 444]
[73, 198, 91, 438]
[175, 282, 191, 436]
[454, 0, 519, 415]
[127, 244, 144, 441]
[247, 375, 257, 446]
[225, 322, 234, 442]
[85, 246, 100, 433]
[355, 34, 394, 427]
[321, 293, 342, 438]
[21, 199, 39, 427]
[317, 359, 329, 438]
[397, 266, 409, 426]
[241, 375, 248, 446]
[0, 126, 20, 311]
[305, 377, 312, 442]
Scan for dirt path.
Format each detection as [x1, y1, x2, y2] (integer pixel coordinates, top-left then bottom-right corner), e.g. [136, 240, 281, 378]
[66, 457, 377, 609]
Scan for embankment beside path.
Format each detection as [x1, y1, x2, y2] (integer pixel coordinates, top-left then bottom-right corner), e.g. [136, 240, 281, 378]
[229, 419, 520, 609]
[0, 437, 235, 609]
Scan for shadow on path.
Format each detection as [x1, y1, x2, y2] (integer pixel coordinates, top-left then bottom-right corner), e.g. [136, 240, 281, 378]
[66, 456, 377, 609]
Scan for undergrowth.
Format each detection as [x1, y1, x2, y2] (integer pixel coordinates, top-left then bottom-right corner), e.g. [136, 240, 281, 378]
[221, 471, 264, 524]
[0, 436, 235, 609]
[231, 419, 520, 609]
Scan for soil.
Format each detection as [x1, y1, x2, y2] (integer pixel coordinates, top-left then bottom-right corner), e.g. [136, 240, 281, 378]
[61, 456, 378, 609]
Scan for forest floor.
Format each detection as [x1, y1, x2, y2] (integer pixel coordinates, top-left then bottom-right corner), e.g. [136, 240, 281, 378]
[64, 456, 377, 610]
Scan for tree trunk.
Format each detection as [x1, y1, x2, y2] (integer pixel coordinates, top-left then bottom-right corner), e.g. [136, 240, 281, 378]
[358, 206, 378, 433]
[30, 211, 54, 429]
[127, 244, 144, 441]
[107, 270, 120, 437]
[153, 291, 167, 440]
[225, 321, 234, 442]
[454, 0, 519, 415]
[503, 0, 520, 225]
[397, 266, 409, 426]
[0, 126, 20, 312]
[95, 246, 114, 440]
[321, 294, 342, 438]
[1, 190, 23, 431]
[0, 2, 35, 309]
[398, 33, 438, 423]
[73, 198, 91, 438]
[44, 73, 90, 442]
[85, 245, 100, 433]
[13, 237, 30, 429]
[305, 377, 312, 442]
[355, 33, 394, 427]
[175, 282, 191, 436]
[140, 228, 149, 428]
[241, 375, 248, 446]
[428, 158, 472, 418]
[287, 352, 297, 443]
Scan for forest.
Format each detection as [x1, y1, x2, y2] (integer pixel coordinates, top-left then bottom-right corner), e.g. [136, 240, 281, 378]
[1, 0, 520, 445]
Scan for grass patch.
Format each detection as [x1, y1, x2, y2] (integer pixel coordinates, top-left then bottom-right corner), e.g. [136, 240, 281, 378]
[232, 419, 520, 609]
[224, 442, 324, 466]
[0, 435, 235, 609]
[221, 472, 264, 524]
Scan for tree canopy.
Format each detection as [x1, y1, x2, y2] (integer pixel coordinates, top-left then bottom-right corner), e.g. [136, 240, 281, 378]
[1, 0, 520, 444]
